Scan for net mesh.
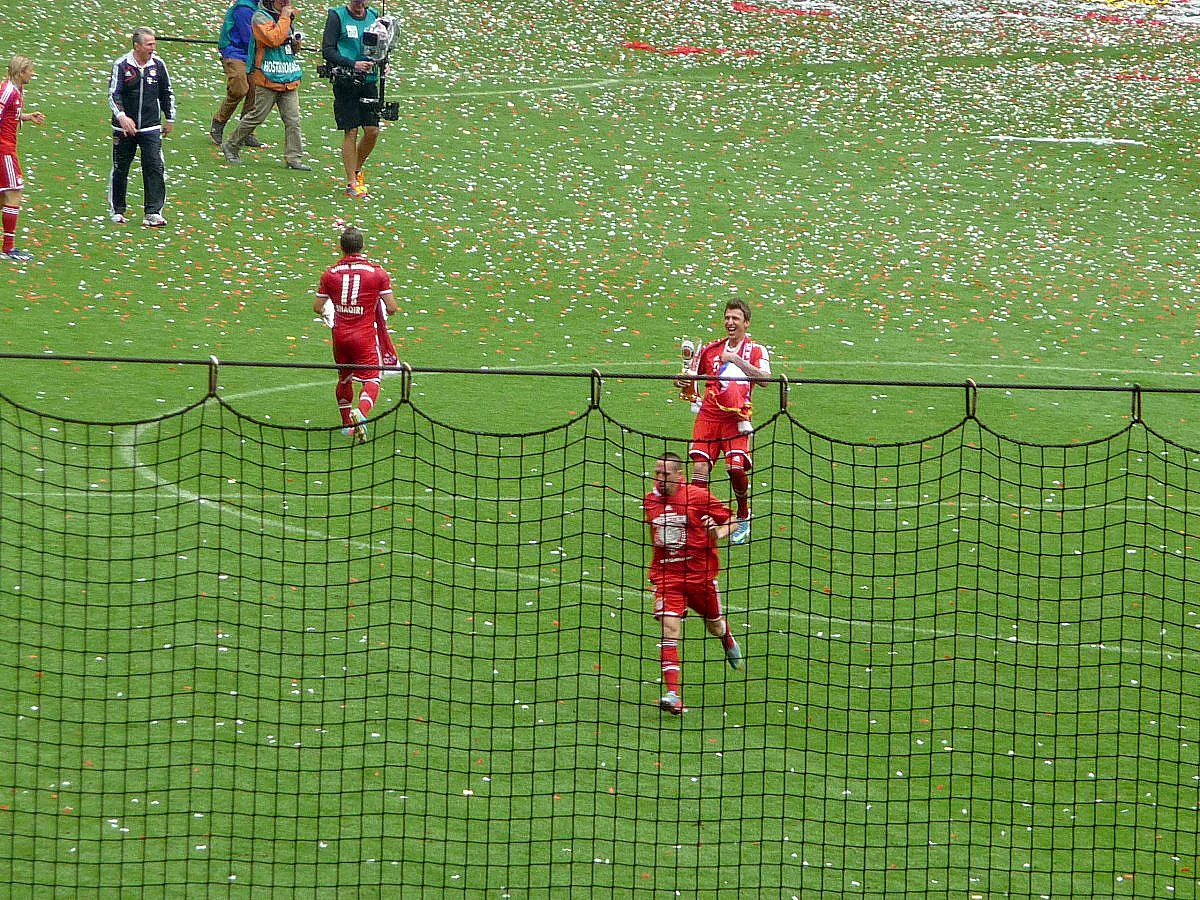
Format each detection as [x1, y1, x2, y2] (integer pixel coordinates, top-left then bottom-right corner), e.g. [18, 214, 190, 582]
[1, 392, 1196, 896]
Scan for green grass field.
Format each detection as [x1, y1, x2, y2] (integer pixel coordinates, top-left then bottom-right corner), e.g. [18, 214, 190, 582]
[2, 0, 1199, 896]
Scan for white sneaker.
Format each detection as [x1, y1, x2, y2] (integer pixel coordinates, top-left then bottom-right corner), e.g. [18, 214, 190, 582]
[110, 212, 127, 224]
[730, 516, 751, 546]
[659, 692, 685, 715]
[143, 213, 167, 227]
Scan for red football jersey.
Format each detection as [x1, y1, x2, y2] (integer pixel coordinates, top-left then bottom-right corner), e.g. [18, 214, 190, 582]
[692, 337, 770, 420]
[317, 254, 393, 344]
[643, 483, 732, 584]
[0, 82, 23, 154]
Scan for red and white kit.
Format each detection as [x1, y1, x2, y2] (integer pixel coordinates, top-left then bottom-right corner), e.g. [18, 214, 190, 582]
[643, 483, 732, 620]
[317, 253, 395, 381]
[688, 337, 771, 469]
[0, 81, 25, 191]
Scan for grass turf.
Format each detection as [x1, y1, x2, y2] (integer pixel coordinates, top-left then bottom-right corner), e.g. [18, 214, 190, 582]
[2, 0, 1200, 895]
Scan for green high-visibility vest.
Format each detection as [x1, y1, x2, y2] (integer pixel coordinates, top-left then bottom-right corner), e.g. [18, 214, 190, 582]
[331, 4, 380, 84]
[247, 9, 303, 85]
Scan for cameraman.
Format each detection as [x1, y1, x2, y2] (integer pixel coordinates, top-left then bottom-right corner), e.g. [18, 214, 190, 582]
[321, 0, 382, 199]
[221, 0, 310, 170]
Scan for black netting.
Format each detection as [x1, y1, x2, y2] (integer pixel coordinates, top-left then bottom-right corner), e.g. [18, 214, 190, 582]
[1, 391, 1196, 896]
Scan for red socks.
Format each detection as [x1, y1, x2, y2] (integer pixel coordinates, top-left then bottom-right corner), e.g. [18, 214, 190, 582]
[357, 380, 381, 418]
[660, 639, 680, 695]
[336, 379, 355, 426]
[2, 205, 17, 254]
[729, 468, 750, 518]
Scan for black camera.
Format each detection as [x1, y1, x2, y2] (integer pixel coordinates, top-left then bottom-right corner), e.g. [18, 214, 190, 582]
[356, 95, 400, 121]
[316, 63, 364, 86]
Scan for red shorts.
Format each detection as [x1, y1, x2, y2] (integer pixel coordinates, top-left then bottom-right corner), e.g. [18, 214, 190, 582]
[652, 578, 723, 621]
[0, 153, 24, 192]
[333, 334, 381, 382]
[689, 412, 752, 470]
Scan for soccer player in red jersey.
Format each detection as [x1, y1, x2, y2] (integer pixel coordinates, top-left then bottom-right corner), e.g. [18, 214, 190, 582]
[0, 56, 46, 263]
[643, 452, 744, 715]
[313, 226, 398, 442]
[679, 299, 771, 546]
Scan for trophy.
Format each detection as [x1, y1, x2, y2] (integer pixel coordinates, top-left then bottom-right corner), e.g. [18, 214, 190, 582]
[679, 339, 701, 412]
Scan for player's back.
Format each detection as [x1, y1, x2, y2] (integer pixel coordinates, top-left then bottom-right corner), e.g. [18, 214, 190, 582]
[319, 254, 391, 339]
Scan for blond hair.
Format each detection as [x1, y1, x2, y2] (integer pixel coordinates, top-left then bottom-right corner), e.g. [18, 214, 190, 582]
[7, 56, 33, 82]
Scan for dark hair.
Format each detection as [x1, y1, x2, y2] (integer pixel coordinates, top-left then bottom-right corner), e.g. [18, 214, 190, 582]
[340, 226, 364, 256]
[725, 298, 751, 324]
[658, 451, 684, 469]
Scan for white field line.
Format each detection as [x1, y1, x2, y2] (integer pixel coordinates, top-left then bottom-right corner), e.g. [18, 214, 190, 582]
[99, 386, 1200, 665]
[58, 77, 654, 104]
[112, 423, 625, 605]
[985, 134, 1148, 147]
[726, 605, 1200, 662]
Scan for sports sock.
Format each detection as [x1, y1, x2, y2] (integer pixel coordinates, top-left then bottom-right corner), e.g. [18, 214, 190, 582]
[730, 468, 750, 518]
[691, 469, 709, 487]
[2, 205, 18, 253]
[660, 639, 680, 695]
[357, 380, 381, 418]
[336, 379, 355, 426]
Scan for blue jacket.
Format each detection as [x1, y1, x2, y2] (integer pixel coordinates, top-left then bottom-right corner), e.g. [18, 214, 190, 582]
[219, 0, 259, 63]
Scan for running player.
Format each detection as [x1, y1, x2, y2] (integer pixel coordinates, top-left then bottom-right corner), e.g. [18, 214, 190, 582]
[314, 226, 398, 441]
[643, 451, 744, 715]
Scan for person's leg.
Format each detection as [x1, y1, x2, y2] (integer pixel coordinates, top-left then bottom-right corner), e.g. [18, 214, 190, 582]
[689, 417, 720, 487]
[109, 133, 138, 216]
[356, 379, 381, 419]
[1, 188, 21, 254]
[355, 126, 379, 174]
[341, 127, 360, 186]
[336, 376, 355, 426]
[140, 132, 166, 218]
[706, 615, 741, 654]
[659, 613, 683, 701]
[212, 58, 250, 142]
[241, 71, 256, 120]
[700, 581, 743, 670]
[277, 89, 304, 167]
[727, 440, 753, 544]
[224, 87, 275, 158]
[728, 455, 750, 520]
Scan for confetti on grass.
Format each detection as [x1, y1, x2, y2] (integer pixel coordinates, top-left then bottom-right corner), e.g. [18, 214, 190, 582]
[731, 1, 837, 16]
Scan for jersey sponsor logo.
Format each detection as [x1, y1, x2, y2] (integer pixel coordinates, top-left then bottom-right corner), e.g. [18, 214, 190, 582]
[651, 512, 689, 552]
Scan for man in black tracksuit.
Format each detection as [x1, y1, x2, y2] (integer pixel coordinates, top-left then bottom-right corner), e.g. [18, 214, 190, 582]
[108, 27, 175, 227]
